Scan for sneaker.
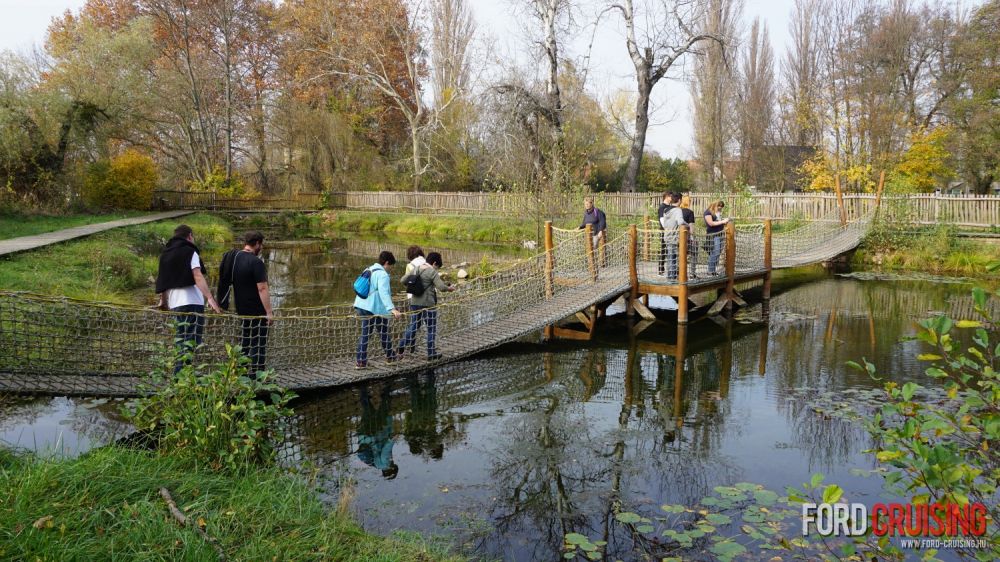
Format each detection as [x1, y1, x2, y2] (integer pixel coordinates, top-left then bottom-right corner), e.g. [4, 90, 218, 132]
[427, 353, 443, 361]
[355, 361, 368, 369]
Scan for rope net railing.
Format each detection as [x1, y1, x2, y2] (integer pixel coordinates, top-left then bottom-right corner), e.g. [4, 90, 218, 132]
[0, 213, 871, 396]
[771, 209, 873, 268]
[0, 229, 633, 395]
[633, 225, 767, 286]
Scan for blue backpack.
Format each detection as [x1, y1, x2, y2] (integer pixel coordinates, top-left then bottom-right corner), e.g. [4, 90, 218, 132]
[353, 267, 373, 298]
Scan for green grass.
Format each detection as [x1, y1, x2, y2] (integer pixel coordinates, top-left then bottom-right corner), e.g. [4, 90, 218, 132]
[314, 210, 581, 243]
[854, 225, 1000, 278]
[0, 446, 461, 562]
[0, 213, 232, 303]
[0, 211, 147, 240]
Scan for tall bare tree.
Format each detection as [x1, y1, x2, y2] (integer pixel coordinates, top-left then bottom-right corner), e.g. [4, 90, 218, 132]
[611, 0, 722, 193]
[735, 17, 774, 187]
[780, 0, 825, 147]
[430, 0, 475, 105]
[690, 0, 742, 190]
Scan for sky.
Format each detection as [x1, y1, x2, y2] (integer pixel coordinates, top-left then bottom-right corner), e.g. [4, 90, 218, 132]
[0, 0, 795, 159]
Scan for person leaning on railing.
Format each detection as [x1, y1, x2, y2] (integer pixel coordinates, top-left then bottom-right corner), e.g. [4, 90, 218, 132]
[704, 200, 731, 276]
[578, 196, 607, 252]
[659, 192, 685, 278]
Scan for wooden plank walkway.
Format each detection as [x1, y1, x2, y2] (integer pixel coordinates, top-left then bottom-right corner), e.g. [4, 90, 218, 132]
[0, 211, 192, 257]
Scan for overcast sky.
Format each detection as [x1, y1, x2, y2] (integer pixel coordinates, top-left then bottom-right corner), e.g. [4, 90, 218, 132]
[0, 0, 794, 159]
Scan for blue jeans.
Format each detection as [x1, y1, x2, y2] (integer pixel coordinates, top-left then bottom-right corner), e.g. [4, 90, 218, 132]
[172, 304, 204, 373]
[708, 236, 723, 275]
[356, 309, 394, 364]
[399, 306, 438, 357]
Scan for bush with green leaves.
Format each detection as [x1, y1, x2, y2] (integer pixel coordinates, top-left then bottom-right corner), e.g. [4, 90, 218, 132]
[846, 285, 1000, 560]
[123, 343, 296, 470]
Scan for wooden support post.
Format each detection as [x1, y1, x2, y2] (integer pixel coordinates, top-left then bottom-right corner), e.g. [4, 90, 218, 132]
[724, 221, 736, 312]
[874, 170, 885, 216]
[758, 322, 769, 376]
[628, 224, 638, 317]
[677, 224, 689, 324]
[673, 324, 686, 429]
[763, 219, 772, 301]
[543, 221, 554, 339]
[585, 224, 597, 281]
[834, 174, 847, 226]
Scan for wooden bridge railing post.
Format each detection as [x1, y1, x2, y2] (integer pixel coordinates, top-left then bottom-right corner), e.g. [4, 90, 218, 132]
[763, 219, 772, 301]
[642, 217, 651, 261]
[724, 221, 736, 312]
[628, 224, 638, 317]
[834, 174, 847, 226]
[678, 224, 689, 324]
[544, 221, 554, 340]
[584, 224, 597, 281]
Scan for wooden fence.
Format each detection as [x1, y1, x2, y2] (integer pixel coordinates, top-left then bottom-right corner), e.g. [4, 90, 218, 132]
[152, 190, 1000, 228]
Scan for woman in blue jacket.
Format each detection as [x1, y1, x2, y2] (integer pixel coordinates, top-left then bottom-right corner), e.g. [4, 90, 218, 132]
[355, 251, 402, 368]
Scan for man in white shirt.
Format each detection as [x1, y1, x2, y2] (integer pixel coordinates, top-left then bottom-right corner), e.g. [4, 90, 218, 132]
[155, 224, 222, 371]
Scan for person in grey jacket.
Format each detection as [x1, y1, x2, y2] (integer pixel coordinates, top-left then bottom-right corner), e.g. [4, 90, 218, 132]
[398, 252, 454, 360]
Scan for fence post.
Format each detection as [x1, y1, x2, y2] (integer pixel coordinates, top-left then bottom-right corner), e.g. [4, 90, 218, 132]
[725, 221, 736, 312]
[834, 174, 847, 226]
[678, 224, 689, 324]
[628, 224, 638, 317]
[585, 224, 597, 281]
[763, 219, 772, 301]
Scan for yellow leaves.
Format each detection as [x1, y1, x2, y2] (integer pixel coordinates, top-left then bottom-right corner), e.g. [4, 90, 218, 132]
[955, 320, 983, 329]
[32, 515, 54, 530]
[876, 450, 905, 462]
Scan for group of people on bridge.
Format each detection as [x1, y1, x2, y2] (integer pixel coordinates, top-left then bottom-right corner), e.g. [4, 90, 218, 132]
[579, 193, 732, 277]
[155, 225, 456, 376]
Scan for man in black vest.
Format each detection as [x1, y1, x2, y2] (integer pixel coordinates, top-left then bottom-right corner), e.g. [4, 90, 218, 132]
[155, 224, 222, 371]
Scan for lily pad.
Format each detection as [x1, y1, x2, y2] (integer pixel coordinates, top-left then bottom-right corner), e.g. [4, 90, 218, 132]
[615, 511, 642, 524]
[705, 513, 732, 525]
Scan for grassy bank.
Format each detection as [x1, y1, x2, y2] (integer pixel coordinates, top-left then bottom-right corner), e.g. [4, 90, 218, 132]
[307, 210, 580, 244]
[0, 211, 145, 240]
[0, 446, 459, 561]
[0, 213, 231, 302]
[853, 225, 1000, 277]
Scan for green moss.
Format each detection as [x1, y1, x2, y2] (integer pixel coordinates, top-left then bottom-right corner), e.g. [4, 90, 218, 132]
[0, 446, 460, 562]
[0, 213, 232, 303]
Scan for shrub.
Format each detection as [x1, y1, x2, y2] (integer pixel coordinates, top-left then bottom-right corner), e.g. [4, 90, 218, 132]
[190, 166, 258, 199]
[847, 286, 1000, 560]
[82, 150, 158, 210]
[123, 343, 296, 470]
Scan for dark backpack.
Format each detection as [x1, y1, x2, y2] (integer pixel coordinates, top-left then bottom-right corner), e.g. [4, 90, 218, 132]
[404, 270, 426, 296]
[353, 267, 373, 298]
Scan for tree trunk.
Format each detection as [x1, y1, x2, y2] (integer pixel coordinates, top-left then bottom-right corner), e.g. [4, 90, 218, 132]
[622, 79, 652, 193]
[411, 124, 422, 192]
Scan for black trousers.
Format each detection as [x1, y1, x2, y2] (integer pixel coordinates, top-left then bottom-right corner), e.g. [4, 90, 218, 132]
[240, 317, 269, 376]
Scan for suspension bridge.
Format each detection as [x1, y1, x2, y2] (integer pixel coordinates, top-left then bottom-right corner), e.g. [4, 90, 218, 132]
[0, 209, 872, 396]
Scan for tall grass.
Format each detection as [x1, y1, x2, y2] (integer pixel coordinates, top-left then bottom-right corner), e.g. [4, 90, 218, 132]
[0, 213, 231, 302]
[855, 223, 1000, 277]
[315, 210, 578, 243]
[0, 447, 460, 561]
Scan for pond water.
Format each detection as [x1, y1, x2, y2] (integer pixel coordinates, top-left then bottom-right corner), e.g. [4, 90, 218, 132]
[0, 235, 990, 560]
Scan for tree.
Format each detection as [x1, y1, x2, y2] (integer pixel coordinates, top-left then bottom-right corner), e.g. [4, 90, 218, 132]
[735, 17, 775, 188]
[296, 0, 433, 191]
[691, 0, 742, 190]
[611, 0, 722, 192]
[779, 0, 825, 147]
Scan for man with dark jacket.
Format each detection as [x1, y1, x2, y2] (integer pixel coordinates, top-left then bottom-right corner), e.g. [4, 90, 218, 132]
[155, 224, 222, 370]
[216, 231, 273, 377]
